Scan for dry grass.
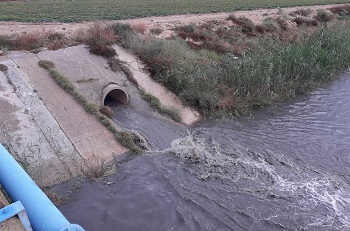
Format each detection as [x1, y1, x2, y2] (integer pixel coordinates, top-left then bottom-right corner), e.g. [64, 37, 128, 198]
[150, 27, 163, 35]
[81, 155, 116, 181]
[227, 15, 255, 33]
[131, 22, 148, 34]
[45, 31, 67, 50]
[290, 8, 313, 17]
[293, 17, 318, 26]
[328, 4, 350, 15]
[14, 32, 44, 50]
[314, 9, 334, 22]
[89, 43, 116, 57]
[85, 23, 119, 45]
[99, 105, 113, 118]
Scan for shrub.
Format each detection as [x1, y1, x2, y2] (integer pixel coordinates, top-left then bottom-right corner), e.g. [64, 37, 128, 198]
[150, 27, 163, 35]
[108, 23, 134, 37]
[256, 18, 283, 34]
[328, 4, 350, 15]
[275, 17, 290, 30]
[227, 15, 255, 33]
[202, 39, 233, 54]
[85, 23, 119, 46]
[290, 8, 312, 17]
[45, 32, 67, 50]
[115, 18, 350, 117]
[262, 18, 281, 32]
[14, 33, 44, 51]
[293, 17, 318, 26]
[0, 35, 15, 50]
[131, 22, 147, 34]
[108, 23, 140, 49]
[314, 9, 334, 22]
[176, 24, 195, 33]
[89, 43, 116, 57]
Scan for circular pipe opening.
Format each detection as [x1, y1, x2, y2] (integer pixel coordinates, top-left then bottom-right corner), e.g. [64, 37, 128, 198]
[102, 84, 129, 105]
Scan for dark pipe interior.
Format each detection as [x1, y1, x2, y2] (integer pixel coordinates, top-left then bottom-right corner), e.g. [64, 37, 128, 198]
[103, 89, 128, 105]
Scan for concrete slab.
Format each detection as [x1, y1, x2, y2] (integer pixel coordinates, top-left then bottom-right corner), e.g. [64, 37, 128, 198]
[37, 45, 147, 110]
[8, 51, 128, 161]
[113, 45, 201, 125]
[0, 67, 71, 186]
[1, 50, 129, 186]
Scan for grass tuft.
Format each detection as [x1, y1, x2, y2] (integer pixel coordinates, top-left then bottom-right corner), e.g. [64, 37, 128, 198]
[99, 105, 113, 118]
[81, 155, 116, 181]
[141, 91, 182, 122]
[150, 27, 163, 35]
[38, 60, 55, 69]
[0, 63, 8, 73]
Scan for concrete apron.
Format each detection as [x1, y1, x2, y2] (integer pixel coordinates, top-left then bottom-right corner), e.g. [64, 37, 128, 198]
[0, 44, 200, 186]
[0, 51, 127, 186]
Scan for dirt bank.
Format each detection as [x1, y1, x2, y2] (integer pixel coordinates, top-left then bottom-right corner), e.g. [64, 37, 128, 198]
[0, 4, 342, 37]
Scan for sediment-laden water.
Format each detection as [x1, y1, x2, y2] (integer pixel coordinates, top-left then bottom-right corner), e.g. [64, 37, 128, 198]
[59, 72, 350, 231]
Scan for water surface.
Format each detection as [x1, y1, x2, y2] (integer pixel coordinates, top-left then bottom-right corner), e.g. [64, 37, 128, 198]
[60, 73, 350, 231]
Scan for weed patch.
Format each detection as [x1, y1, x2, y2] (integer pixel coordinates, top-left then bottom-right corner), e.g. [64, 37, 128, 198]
[150, 27, 163, 35]
[141, 91, 182, 122]
[81, 155, 116, 181]
[76, 78, 98, 83]
[0, 64, 8, 73]
[131, 22, 147, 34]
[314, 9, 335, 22]
[115, 20, 350, 117]
[290, 8, 313, 17]
[99, 105, 113, 118]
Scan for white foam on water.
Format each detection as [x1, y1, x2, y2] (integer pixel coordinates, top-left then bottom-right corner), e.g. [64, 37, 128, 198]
[167, 134, 350, 229]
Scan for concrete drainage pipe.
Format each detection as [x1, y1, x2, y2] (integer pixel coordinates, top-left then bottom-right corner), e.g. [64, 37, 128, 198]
[102, 83, 129, 105]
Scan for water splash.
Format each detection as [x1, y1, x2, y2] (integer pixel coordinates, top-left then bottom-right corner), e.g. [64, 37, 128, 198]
[166, 133, 350, 230]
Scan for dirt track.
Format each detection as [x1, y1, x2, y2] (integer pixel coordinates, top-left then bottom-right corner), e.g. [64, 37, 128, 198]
[0, 4, 342, 37]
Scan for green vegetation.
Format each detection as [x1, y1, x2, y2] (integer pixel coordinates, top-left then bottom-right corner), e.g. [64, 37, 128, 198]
[81, 154, 116, 181]
[38, 60, 143, 153]
[0, 0, 349, 22]
[0, 32, 67, 51]
[112, 19, 350, 117]
[0, 63, 8, 73]
[141, 92, 182, 122]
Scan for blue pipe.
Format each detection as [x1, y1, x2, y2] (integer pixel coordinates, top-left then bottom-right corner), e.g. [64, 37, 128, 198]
[0, 144, 85, 231]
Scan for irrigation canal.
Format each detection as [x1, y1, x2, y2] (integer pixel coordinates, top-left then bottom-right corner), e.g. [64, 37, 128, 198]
[59, 71, 350, 231]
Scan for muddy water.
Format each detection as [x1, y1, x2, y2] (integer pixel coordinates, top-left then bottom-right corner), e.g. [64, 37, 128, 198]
[59, 73, 350, 231]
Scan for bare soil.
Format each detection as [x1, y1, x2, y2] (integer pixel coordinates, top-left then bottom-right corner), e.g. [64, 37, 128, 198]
[0, 4, 342, 38]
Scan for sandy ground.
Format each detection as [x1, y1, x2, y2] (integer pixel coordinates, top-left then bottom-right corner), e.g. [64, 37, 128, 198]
[0, 191, 25, 231]
[0, 4, 342, 38]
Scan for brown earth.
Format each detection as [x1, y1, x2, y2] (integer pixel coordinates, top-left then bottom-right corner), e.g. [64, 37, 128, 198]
[0, 4, 342, 38]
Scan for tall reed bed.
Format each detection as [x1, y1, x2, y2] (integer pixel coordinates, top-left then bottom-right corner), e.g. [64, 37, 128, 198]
[112, 21, 350, 116]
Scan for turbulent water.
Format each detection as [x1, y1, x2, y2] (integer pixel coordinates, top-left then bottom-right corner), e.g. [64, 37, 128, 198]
[59, 72, 350, 231]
